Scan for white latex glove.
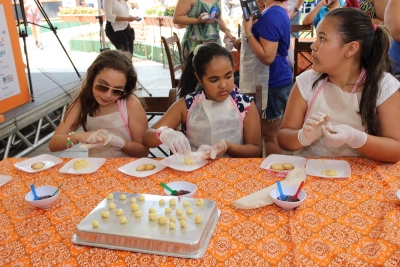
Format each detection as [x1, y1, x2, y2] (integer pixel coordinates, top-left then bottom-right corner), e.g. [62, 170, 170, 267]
[211, 139, 227, 159]
[103, 133, 125, 149]
[196, 145, 213, 160]
[87, 129, 109, 144]
[322, 123, 367, 148]
[298, 112, 329, 146]
[159, 128, 191, 155]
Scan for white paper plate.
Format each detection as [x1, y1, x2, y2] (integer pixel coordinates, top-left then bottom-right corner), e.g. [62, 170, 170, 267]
[14, 154, 63, 173]
[59, 158, 106, 174]
[260, 154, 307, 172]
[306, 159, 351, 178]
[397, 189, 400, 201]
[118, 158, 166, 178]
[0, 175, 12, 187]
[160, 154, 208, 172]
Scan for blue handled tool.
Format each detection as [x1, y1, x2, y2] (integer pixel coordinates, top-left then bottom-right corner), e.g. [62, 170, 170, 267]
[30, 184, 40, 200]
[276, 181, 286, 201]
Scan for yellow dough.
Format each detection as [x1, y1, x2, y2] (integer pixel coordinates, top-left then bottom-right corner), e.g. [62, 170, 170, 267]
[92, 220, 99, 227]
[183, 156, 195, 165]
[169, 198, 176, 206]
[149, 207, 156, 213]
[149, 213, 158, 221]
[136, 164, 146, 172]
[195, 215, 202, 224]
[31, 162, 45, 170]
[101, 211, 109, 218]
[136, 164, 156, 172]
[176, 208, 183, 216]
[180, 220, 187, 228]
[130, 203, 139, 211]
[107, 193, 114, 200]
[179, 215, 186, 221]
[145, 164, 156, 170]
[130, 197, 136, 203]
[134, 210, 142, 218]
[120, 216, 127, 224]
[138, 195, 145, 201]
[170, 217, 176, 222]
[186, 207, 193, 215]
[109, 203, 116, 210]
[120, 194, 126, 200]
[116, 209, 124, 216]
[158, 216, 168, 225]
[270, 163, 285, 171]
[159, 199, 165, 205]
[169, 222, 176, 229]
[165, 207, 172, 214]
[196, 198, 204, 206]
[183, 201, 189, 207]
[72, 159, 89, 170]
[322, 169, 338, 176]
[283, 163, 294, 170]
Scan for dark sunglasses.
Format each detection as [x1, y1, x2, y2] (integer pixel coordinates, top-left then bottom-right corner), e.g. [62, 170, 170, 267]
[95, 83, 126, 97]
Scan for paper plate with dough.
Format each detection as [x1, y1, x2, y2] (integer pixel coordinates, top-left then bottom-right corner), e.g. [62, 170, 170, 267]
[306, 159, 351, 178]
[160, 154, 208, 172]
[14, 154, 63, 173]
[118, 158, 166, 178]
[59, 158, 106, 174]
[260, 154, 307, 172]
[0, 175, 12, 187]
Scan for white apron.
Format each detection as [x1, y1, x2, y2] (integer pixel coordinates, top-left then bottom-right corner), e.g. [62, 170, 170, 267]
[302, 81, 365, 157]
[86, 110, 132, 158]
[186, 92, 243, 157]
[239, 30, 269, 109]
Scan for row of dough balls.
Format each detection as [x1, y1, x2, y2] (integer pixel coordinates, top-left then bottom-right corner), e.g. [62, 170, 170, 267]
[106, 193, 205, 207]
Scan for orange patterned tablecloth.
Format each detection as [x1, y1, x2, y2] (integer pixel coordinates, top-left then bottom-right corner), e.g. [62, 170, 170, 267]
[1, 157, 400, 266]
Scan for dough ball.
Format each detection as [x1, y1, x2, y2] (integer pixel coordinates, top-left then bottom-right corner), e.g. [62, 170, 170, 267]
[149, 213, 158, 221]
[158, 216, 168, 225]
[136, 164, 146, 172]
[270, 163, 285, 171]
[31, 162, 45, 170]
[283, 163, 294, 170]
[179, 215, 186, 221]
[169, 198, 176, 206]
[92, 220, 99, 227]
[165, 207, 172, 214]
[109, 203, 116, 210]
[130, 197, 136, 203]
[186, 207, 193, 215]
[72, 159, 89, 170]
[134, 210, 142, 218]
[138, 195, 145, 201]
[183, 156, 195, 165]
[159, 199, 165, 205]
[120, 216, 127, 224]
[130, 203, 139, 211]
[107, 193, 114, 200]
[116, 208, 124, 216]
[120, 194, 127, 200]
[183, 201, 189, 207]
[170, 217, 176, 222]
[195, 215, 202, 224]
[101, 211, 109, 218]
[176, 208, 183, 216]
[169, 222, 176, 229]
[196, 198, 204, 206]
[149, 207, 156, 213]
[145, 164, 156, 170]
[180, 220, 187, 228]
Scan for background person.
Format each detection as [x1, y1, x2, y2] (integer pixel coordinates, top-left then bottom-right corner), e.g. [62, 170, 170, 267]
[302, 0, 345, 27]
[24, 0, 43, 50]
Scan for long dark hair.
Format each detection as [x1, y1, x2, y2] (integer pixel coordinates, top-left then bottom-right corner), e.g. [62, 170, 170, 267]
[65, 50, 138, 131]
[312, 8, 392, 135]
[177, 43, 234, 98]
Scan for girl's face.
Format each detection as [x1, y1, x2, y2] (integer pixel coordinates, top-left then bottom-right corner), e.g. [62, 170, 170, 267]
[311, 18, 348, 74]
[197, 56, 234, 102]
[92, 68, 127, 108]
[257, 0, 265, 10]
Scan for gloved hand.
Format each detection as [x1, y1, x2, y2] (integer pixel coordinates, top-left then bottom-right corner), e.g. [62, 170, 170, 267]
[159, 128, 191, 155]
[298, 112, 329, 146]
[196, 145, 213, 161]
[103, 133, 125, 149]
[211, 139, 227, 159]
[86, 129, 109, 144]
[322, 123, 367, 148]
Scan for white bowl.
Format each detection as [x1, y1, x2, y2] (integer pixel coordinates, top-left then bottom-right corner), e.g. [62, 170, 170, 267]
[163, 181, 197, 198]
[270, 186, 306, 210]
[25, 186, 60, 209]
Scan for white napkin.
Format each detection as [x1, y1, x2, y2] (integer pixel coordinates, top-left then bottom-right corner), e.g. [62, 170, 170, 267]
[232, 167, 307, 209]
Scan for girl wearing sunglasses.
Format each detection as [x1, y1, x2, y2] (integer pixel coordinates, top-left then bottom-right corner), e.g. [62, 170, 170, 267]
[49, 50, 149, 158]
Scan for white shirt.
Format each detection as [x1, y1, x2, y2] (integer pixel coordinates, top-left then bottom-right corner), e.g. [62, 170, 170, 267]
[104, 0, 130, 32]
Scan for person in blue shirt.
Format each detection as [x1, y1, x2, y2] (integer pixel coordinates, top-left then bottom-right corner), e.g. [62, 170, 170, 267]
[302, 0, 345, 27]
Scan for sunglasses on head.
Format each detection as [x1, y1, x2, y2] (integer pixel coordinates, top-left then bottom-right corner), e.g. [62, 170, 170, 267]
[95, 83, 126, 97]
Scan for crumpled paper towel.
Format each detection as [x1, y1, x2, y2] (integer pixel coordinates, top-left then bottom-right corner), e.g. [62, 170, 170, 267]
[232, 167, 307, 209]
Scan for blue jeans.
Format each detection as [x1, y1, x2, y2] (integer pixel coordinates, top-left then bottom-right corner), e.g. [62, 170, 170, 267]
[264, 82, 293, 121]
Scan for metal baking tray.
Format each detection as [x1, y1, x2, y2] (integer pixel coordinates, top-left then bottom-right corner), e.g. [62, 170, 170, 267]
[72, 192, 220, 258]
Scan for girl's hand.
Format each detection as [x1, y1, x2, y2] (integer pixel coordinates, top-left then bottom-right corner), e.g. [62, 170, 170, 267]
[224, 31, 236, 42]
[322, 123, 367, 148]
[197, 13, 216, 24]
[322, 0, 333, 6]
[86, 129, 109, 144]
[233, 39, 241, 50]
[298, 112, 330, 146]
[242, 15, 254, 36]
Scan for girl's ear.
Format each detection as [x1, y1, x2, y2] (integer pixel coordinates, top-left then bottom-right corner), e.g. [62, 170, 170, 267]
[344, 41, 360, 59]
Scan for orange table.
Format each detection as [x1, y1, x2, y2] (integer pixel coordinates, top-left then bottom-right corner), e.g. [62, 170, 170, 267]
[1, 157, 400, 266]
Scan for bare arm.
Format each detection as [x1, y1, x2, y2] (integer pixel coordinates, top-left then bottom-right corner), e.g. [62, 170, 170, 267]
[173, 0, 208, 25]
[104, 0, 139, 23]
[385, 0, 400, 41]
[289, 0, 305, 19]
[225, 102, 262, 157]
[302, 2, 324, 26]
